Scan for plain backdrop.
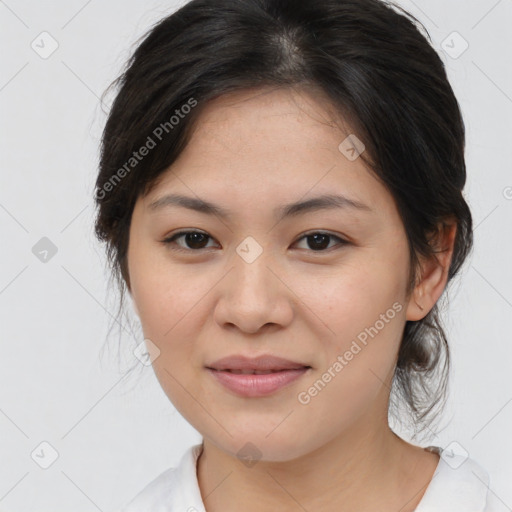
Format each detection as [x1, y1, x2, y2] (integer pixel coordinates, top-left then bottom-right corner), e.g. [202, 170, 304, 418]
[0, 0, 511, 510]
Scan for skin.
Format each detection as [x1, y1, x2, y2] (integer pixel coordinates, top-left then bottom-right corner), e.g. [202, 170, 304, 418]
[126, 86, 457, 512]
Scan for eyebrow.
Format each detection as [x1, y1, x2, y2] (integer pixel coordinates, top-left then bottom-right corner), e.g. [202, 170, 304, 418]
[148, 193, 373, 221]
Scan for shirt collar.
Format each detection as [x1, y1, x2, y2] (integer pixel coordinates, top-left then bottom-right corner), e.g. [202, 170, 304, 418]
[169, 442, 206, 512]
[139, 442, 491, 512]
[414, 447, 490, 512]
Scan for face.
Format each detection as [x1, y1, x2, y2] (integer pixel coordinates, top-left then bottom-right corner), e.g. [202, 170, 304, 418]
[127, 87, 414, 462]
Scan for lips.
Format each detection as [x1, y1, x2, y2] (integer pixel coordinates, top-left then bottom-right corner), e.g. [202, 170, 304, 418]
[220, 369, 291, 375]
[206, 354, 311, 373]
[205, 354, 311, 397]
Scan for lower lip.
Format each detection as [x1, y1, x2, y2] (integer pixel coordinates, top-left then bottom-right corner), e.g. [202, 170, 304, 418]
[207, 368, 310, 397]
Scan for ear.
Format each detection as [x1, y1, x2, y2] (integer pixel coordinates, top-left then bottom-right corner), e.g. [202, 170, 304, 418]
[406, 220, 457, 321]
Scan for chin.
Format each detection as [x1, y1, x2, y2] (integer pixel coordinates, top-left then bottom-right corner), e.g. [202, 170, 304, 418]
[206, 429, 314, 464]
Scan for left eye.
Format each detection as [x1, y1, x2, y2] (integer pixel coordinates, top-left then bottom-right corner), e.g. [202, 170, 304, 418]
[295, 232, 347, 251]
[161, 230, 348, 253]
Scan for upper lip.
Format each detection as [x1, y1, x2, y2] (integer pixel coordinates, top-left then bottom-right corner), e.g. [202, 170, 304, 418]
[206, 354, 311, 371]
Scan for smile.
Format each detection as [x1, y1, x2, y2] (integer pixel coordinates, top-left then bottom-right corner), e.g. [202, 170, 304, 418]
[206, 367, 311, 397]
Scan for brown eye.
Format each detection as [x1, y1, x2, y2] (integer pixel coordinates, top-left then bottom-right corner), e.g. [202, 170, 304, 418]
[162, 230, 217, 251]
[161, 230, 348, 254]
[294, 232, 348, 252]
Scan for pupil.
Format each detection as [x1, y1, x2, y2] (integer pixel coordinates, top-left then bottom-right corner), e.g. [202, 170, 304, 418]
[309, 234, 329, 250]
[187, 233, 207, 249]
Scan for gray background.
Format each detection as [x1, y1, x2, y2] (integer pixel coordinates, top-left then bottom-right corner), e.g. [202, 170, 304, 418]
[1, 0, 511, 510]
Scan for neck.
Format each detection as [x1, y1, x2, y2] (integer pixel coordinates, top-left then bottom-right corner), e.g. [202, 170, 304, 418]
[196, 413, 439, 512]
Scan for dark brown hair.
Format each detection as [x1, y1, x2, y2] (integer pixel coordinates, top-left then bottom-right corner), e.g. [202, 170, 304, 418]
[94, 0, 473, 436]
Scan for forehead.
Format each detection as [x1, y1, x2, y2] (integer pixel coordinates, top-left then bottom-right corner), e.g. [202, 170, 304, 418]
[142, 87, 396, 221]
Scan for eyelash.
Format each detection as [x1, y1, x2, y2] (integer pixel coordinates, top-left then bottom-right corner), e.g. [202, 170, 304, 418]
[161, 230, 349, 254]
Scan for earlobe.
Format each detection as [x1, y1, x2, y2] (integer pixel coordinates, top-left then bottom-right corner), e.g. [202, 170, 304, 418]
[405, 221, 457, 321]
[406, 286, 426, 322]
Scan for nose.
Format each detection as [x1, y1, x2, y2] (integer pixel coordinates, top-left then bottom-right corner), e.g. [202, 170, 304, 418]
[213, 247, 294, 335]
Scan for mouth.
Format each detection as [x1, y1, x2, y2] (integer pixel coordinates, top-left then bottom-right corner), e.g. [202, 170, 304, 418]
[208, 368, 310, 374]
[205, 354, 312, 397]
[206, 354, 311, 372]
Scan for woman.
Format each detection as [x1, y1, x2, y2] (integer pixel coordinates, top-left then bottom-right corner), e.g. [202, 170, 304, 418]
[94, 0, 501, 510]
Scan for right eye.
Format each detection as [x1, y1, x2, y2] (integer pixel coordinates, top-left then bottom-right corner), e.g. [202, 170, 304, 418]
[161, 230, 218, 252]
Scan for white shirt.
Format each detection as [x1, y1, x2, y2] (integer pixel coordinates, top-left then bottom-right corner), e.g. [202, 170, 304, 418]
[119, 443, 507, 512]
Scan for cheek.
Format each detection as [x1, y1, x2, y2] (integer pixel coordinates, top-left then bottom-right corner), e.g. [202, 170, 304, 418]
[295, 282, 405, 438]
[133, 279, 202, 378]
[133, 276, 207, 419]
[312, 256, 406, 346]
[128, 254, 223, 374]
[301, 250, 407, 398]
[128, 244, 204, 338]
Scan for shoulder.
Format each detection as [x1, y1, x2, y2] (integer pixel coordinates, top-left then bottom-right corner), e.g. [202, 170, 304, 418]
[416, 449, 507, 512]
[118, 466, 181, 512]
[116, 443, 206, 512]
